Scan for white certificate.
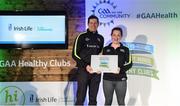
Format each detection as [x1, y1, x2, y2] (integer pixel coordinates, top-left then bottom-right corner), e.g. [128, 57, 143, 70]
[91, 55, 118, 73]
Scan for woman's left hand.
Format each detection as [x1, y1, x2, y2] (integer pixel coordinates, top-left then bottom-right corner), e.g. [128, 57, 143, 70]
[113, 67, 120, 74]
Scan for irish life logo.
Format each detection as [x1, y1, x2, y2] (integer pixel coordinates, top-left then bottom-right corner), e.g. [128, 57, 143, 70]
[8, 24, 33, 31]
[0, 86, 25, 105]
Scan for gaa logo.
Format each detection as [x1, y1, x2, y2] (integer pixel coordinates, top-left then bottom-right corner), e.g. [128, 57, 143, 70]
[0, 86, 25, 105]
[91, 0, 117, 26]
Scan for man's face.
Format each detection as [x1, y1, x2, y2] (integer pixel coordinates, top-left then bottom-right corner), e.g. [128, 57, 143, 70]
[88, 19, 99, 32]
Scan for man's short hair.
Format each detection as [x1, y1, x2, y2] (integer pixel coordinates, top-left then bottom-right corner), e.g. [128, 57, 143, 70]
[88, 15, 99, 24]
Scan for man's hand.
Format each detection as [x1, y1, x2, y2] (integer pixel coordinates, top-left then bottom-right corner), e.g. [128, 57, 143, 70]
[86, 65, 94, 74]
[95, 69, 101, 74]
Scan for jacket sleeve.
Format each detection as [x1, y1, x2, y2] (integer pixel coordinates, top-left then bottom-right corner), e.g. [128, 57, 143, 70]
[102, 47, 105, 55]
[72, 34, 88, 68]
[98, 36, 104, 54]
[121, 48, 132, 72]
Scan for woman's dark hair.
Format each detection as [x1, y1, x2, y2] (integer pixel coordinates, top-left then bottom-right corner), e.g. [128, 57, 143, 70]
[88, 15, 99, 24]
[111, 27, 123, 37]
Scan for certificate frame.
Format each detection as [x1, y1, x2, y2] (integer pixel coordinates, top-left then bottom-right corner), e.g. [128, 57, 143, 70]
[91, 55, 118, 73]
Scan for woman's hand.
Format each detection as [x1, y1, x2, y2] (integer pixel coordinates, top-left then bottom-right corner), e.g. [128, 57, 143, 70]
[113, 67, 120, 74]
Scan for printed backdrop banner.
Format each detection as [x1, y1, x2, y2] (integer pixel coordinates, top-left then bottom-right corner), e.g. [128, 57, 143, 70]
[0, 82, 77, 106]
[86, 0, 180, 106]
[0, 0, 180, 106]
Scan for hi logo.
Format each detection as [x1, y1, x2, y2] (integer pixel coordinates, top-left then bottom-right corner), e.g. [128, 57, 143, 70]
[0, 86, 25, 105]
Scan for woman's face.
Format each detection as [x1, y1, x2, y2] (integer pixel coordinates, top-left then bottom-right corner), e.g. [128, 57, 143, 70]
[111, 30, 122, 44]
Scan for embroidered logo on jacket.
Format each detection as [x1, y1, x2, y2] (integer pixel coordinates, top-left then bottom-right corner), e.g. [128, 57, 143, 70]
[97, 38, 101, 42]
[87, 44, 97, 48]
[85, 37, 90, 41]
[106, 49, 111, 52]
[120, 49, 125, 53]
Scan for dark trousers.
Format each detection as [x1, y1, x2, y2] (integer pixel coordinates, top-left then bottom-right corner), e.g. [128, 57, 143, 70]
[75, 68, 101, 105]
[103, 80, 127, 106]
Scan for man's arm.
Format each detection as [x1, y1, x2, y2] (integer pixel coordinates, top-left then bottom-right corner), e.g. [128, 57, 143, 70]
[98, 36, 104, 54]
[72, 33, 88, 68]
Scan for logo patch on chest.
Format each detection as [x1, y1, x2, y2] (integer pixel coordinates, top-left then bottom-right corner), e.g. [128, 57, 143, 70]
[120, 49, 125, 53]
[97, 38, 101, 42]
[106, 49, 111, 52]
[85, 37, 90, 41]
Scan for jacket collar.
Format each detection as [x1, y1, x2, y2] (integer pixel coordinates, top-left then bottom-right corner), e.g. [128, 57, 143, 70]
[108, 42, 123, 47]
[87, 29, 98, 34]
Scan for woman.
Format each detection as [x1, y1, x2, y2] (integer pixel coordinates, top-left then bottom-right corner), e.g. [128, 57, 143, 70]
[103, 27, 132, 106]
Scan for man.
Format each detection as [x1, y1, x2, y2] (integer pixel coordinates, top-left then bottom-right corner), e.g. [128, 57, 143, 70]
[72, 15, 104, 105]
